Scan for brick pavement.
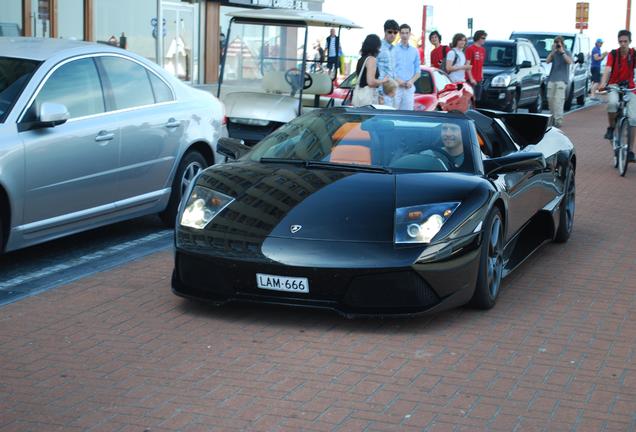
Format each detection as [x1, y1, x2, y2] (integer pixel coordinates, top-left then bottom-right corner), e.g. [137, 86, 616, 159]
[2, 104, 636, 431]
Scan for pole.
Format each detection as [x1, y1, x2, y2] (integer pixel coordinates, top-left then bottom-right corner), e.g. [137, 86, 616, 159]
[628, 0, 632, 31]
[422, 5, 428, 65]
[156, 0, 164, 67]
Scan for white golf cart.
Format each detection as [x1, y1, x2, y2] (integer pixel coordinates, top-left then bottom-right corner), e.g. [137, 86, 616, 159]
[218, 8, 361, 144]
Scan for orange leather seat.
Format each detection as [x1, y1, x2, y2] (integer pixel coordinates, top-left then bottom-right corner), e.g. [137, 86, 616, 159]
[330, 145, 372, 165]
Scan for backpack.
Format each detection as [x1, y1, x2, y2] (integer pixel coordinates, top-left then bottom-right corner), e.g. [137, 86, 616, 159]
[609, 48, 636, 83]
[440, 46, 458, 73]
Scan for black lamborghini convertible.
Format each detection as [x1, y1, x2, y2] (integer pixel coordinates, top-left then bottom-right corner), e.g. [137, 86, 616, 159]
[172, 107, 575, 317]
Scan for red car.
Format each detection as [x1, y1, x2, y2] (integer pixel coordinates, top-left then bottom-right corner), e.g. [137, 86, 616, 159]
[330, 66, 474, 112]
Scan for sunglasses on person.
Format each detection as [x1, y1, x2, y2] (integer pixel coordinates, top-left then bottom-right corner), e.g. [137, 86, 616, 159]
[386, 30, 398, 34]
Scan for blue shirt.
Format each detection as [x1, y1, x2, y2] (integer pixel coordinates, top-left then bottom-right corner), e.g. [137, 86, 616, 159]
[377, 39, 396, 80]
[394, 42, 420, 82]
[591, 45, 602, 68]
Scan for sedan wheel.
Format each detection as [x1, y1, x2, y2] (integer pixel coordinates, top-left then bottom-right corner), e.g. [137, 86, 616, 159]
[160, 150, 208, 226]
[529, 90, 543, 113]
[470, 208, 504, 310]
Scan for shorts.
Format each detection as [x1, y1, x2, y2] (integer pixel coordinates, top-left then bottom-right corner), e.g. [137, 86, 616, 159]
[591, 67, 601, 83]
[607, 89, 636, 126]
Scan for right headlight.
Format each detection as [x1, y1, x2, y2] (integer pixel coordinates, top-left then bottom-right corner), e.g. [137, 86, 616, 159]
[394, 202, 460, 244]
[180, 186, 234, 229]
[490, 74, 512, 88]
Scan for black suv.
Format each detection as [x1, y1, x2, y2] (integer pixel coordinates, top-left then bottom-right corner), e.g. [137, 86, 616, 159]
[478, 39, 544, 113]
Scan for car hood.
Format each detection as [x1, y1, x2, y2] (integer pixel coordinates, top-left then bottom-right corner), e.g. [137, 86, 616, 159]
[189, 162, 486, 244]
[482, 66, 516, 78]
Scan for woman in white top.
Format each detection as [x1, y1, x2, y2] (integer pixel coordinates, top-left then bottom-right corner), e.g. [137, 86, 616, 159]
[446, 33, 472, 83]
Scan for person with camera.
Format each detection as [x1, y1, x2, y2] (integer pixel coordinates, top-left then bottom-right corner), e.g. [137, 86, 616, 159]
[546, 36, 573, 127]
[599, 30, 636, 153]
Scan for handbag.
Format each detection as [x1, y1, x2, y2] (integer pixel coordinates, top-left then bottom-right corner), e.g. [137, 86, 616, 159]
[352, 56, 377, 106]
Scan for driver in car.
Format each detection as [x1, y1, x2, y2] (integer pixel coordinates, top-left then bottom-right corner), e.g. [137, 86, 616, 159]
[421, 123, 464, 169]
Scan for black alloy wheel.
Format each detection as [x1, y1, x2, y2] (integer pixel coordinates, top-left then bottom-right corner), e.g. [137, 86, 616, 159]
[576, 80, 587, 106]
[564, 83, 574, 111]
[529, 89, 543, 113]
[554, 163, 575, 243]
[159, 150, 208, 226]
[470, 207, 504, 309]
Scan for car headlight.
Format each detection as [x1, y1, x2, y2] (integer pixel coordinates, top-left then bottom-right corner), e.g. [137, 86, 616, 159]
[229, 117, 270, 126]
[490, 74, 512, 88]
[394, 202, 460, 244]
[180, 186, 234, 229]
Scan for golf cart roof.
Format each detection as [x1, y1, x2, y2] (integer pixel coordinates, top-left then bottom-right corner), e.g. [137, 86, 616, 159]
[226, 8, 362, 29]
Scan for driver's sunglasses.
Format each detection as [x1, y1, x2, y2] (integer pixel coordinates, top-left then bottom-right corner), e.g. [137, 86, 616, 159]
[386, 30, 398, 35]
[619, 39, 630, 44]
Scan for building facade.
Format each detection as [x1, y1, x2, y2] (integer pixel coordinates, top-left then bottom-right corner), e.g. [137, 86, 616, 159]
[0, 0, 323, 84]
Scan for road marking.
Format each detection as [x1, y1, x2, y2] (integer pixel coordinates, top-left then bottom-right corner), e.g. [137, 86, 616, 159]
[0, 230, 173, 307]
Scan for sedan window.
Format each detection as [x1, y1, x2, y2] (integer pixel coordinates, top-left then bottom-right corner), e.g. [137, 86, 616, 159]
[0, 57, 41, 122]
[99, 56, 155, 110]
[148, 72, 173, 103]
[30, 57, 105, 120]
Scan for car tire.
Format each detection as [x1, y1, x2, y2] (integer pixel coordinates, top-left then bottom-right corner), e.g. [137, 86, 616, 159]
[470, 207, 504, 310]
[507, 93, 518, 113]
[554, 163, 575, 243]
[529, 89, 543, 113]
[159, 150, 208, 227]
[564, 83, 574, 111]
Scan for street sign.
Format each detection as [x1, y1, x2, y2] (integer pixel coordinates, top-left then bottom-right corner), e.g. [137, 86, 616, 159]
[576, 2, 589, 30]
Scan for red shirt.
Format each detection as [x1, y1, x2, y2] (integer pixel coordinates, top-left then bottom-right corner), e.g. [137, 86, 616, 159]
[465, 44, 485, 82]
[607, 49, 636, 88]
[430, 45, 448, 68]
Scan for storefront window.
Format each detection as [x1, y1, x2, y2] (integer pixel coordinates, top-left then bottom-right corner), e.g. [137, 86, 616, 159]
[0, 0, 22, 36]
[93, 0, 157, 61]
[57, 0, 84, 40]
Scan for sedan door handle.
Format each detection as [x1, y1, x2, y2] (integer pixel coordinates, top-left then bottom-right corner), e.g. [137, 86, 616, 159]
[95, 131, 115, 142]
[165, 118, 180, 128]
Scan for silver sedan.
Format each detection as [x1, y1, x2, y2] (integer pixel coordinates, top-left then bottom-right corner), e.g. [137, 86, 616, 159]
[0, 37, 227, 253]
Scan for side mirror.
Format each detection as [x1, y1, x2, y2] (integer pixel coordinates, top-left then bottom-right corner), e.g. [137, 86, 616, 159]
[483, 152, 546, 177]
[519, 60, 532, 69]
[576, 53, 585, 64]
[217, 137, 251, 160]
[39, 102, 69, 127]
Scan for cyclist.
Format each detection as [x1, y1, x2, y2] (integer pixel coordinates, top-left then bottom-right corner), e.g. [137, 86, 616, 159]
[599, 29, 636, 162]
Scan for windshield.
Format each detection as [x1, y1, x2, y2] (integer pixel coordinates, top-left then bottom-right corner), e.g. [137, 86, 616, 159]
[0, 57, 40, 122]
[245, 111, 477, 174]
[220, 21, 309, 97]
[512, 34, 574, 59]
[484, 44, 516, 67]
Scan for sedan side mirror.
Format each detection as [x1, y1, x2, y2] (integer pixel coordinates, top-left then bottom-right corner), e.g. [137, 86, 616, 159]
[217, 137, 251, 160]
[39, 102, 70, 127]
[483, 152, 546, 177]
[519, 60, 532, 69]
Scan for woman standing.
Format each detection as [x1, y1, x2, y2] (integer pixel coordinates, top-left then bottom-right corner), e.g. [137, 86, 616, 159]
[352, 34, 388, 106]
[446, 33, 472, 83]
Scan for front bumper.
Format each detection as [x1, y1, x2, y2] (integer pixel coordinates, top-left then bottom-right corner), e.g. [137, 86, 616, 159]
[172, 235, 482, 317]
[478, 86, 515, 110]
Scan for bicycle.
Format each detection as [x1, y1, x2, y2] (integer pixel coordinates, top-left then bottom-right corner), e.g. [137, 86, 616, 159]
[600, 82, 636, 176]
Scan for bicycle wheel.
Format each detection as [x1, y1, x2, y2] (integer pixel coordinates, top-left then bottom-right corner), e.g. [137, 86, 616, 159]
[617, 118, 631, 176]
[612, 124, 620, 168]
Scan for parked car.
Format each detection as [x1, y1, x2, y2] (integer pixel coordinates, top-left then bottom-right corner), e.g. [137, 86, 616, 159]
[172, 107, 576, 317]
[479, 38, 545, 113]
[331, 66, 474, 112]
[510, 31, 591, 110]
[0, 37, 227, 253]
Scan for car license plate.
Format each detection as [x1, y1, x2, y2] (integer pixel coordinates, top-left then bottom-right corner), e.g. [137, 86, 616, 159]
[256, 273, 309, 293]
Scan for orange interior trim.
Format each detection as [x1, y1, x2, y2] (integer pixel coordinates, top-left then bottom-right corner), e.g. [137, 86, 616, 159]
[331, 123, 370, 141]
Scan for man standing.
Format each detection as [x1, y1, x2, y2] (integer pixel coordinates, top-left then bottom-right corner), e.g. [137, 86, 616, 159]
[590, 38, 607, 100]
[394, 23, 421, 110]
[599, 30, 636, 150]
[377, 19, 399, 106]
[429, 31, 448, 69]
[465, 30, 487, 104]
[546, 36, 573, 127]
[325, 28, 340, 79]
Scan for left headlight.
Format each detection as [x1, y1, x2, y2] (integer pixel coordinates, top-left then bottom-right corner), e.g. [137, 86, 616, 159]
[394, 202, 460, 244]
[490, 74, 512, 88]
[180, 186, 234, 229]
